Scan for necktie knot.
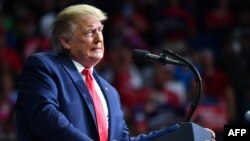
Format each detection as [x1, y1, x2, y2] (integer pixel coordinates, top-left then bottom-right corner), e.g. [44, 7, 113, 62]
[81, 68, 91, 76]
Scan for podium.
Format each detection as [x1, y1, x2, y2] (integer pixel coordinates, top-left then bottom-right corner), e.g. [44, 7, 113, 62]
[145, 122, 212, 141]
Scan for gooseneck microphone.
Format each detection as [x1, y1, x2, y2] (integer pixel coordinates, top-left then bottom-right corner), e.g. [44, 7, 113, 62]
[133, 49, 202, 122]
[133, 49, 210, 141]
[133, 49, 187, 66]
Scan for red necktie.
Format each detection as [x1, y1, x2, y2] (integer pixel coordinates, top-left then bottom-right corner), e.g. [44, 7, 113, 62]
[82, 68, 108, 141]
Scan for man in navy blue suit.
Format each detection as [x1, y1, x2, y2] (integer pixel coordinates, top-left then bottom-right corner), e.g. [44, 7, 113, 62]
[15, 4, 215, 141]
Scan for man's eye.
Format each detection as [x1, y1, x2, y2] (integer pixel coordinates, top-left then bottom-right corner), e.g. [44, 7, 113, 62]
[98, 27, 104, 32]
[84, 31, 93, 37]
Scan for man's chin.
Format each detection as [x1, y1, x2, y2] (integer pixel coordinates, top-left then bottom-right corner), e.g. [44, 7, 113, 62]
[90, 56, 103, 65]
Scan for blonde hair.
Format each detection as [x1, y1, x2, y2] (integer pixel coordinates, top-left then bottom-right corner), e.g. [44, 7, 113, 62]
[52, 4, 107, 53]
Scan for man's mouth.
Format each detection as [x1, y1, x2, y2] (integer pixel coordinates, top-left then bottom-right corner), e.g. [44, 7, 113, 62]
[91, 47, 102, 51]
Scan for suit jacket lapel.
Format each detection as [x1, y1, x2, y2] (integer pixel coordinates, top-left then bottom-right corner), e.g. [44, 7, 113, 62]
[57, 53, 98, 126]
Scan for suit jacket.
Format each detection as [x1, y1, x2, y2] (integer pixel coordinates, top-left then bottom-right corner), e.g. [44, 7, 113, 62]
[15, 52, 159, 141]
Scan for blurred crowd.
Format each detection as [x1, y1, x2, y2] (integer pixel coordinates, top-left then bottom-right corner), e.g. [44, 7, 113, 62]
[1, 0, 250, 141]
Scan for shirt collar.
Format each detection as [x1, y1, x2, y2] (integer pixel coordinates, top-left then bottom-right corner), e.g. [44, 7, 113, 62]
[72, 59, 93, 74]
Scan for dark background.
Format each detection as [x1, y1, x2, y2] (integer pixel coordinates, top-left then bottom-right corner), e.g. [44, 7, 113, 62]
[1, 0, 250, 141]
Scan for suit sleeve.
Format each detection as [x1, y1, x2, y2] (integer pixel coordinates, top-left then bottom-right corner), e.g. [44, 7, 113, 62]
[15, 55, 93, 141]
[122, 119, 160, 141]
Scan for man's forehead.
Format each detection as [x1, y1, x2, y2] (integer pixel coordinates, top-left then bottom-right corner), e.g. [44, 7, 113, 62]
[79, 17, 103, 28]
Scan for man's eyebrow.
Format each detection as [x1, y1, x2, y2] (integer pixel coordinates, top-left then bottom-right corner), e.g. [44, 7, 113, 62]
[86, 24, 104, 28]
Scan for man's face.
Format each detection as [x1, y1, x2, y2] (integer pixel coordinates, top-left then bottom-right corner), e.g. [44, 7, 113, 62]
[63, 15, 104, 68]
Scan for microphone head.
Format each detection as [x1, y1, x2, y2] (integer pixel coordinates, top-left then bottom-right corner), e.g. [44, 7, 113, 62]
[133, 49, 150, 62]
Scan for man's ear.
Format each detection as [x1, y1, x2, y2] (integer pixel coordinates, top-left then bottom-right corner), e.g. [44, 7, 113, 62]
[60, 36, 71, 50]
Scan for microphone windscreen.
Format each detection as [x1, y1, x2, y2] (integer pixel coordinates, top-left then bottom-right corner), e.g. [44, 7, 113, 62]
[133, 49, 150, 62]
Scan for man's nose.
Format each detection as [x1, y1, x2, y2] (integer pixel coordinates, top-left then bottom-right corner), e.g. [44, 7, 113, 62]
[94, 31, 103, 42]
